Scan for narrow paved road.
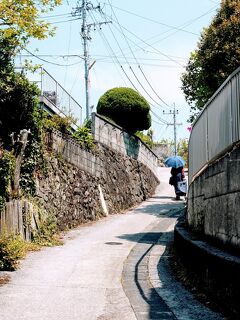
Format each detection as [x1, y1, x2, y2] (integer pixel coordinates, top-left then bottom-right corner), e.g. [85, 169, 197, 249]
[0, 168, 222, 319]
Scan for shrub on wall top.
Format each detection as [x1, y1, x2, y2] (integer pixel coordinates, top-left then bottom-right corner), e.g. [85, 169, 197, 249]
[96, 87, 151, 133]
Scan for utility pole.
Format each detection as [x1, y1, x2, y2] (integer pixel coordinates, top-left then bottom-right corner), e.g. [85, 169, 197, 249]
[163, 103, 182, 156]
[72, 1, 111, 120]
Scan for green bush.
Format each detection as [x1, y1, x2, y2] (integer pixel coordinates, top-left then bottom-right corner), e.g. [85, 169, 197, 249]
[43, 114, 76, 135]
[72, 126, 94, 150]
[0, 232, 27, 271]
[135, 130, 154, 149]
[97, 87, 151, 133]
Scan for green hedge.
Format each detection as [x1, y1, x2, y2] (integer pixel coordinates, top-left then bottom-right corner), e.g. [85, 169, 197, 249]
[97, 87, 151, 133]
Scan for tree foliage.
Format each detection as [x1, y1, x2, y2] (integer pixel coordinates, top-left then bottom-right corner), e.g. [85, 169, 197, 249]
[97, 87, 151, 133]
[0, 0, 61, 50]
[135, 130, 154, 149]
[181, 0, 240, 122]
[177, 139, 189, 167]
[0, 68, 41, 146]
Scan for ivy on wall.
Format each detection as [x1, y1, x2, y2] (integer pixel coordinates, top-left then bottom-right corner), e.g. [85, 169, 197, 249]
[0, 151, 16, 211]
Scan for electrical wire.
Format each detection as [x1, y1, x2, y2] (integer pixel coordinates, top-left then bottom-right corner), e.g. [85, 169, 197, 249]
[103, 4, 218, 62]
[90, 10, 138, 89]
[106, 2, 172, 109]
[88, 11, 128, 86]
[51, 17, 81, 25]
[90, 9, 169, 124]
[150, 109, 169, 125]
[138, 65, 171, 108]
[106, 3, 218, 45]
[38, 12, 72, 19]
[22, 48, 83, 67]
[63, 19, 73, 87]
[105, 4, 199, 36]
[92, 54, 186, 62]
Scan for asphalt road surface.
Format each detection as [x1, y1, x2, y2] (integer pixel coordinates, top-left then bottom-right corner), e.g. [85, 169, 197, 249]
[0, 167, 222, 320]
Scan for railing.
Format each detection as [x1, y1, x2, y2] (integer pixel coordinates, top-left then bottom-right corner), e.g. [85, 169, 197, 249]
[39, 68, 82, 126]
[189, 66, 240, 183]
[16, 67, 83, 126]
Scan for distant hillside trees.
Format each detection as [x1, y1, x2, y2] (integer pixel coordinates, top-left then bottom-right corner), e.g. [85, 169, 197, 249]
[97, 87, 151, 133]
[181, 0, 240, 122]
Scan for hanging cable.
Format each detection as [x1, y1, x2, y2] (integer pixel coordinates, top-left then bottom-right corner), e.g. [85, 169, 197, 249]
[89, 10, 128, 86]
[22, 48, 83, 67]
[138, 65, 171, 108]
[106, 2, 171, 108]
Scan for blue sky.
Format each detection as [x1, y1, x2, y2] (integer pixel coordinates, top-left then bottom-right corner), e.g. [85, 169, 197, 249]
[18, 0, 221, 142]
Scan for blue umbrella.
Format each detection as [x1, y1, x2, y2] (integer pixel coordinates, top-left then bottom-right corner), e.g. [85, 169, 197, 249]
[164, 155, 185, 168]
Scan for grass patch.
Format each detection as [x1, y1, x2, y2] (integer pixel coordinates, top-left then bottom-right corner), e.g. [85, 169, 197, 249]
[0, 232, 40, 271]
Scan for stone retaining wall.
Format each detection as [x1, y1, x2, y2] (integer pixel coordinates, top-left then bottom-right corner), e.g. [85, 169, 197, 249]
[0, 129, 159, 235]
[92, 113, 158, 176]
[36, 141, 158, 230]
[188, 144, 240, 250]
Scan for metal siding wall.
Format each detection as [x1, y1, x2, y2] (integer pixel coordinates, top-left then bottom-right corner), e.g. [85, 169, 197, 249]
[231, 75, 240, 142]
[188, 109, 208, 182]
[189, 68, 240, 183]
[207, 84, 232, 160]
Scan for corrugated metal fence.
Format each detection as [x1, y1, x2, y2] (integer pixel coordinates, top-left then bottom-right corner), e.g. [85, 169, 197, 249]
[189, 66, 240, 183]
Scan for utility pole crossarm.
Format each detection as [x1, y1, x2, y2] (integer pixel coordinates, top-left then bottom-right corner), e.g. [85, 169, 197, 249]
[72, 0, 111, 120]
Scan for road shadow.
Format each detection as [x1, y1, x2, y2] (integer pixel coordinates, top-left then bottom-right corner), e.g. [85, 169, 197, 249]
[118, 231, 172, 245]
[151, 195, 175, 200]
[133, 200, 185, 217]
[121, 229, 176, 319]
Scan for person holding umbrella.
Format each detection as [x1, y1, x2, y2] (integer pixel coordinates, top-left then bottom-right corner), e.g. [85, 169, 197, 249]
[164, 155, 187, 200]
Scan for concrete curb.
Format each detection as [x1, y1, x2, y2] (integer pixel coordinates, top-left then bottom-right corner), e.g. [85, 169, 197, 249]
[174, 218, 240, 318]
[148, 218, 223, 320]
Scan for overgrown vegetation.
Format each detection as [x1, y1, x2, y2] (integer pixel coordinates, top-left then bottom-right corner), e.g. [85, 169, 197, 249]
[31, 210, 62, 247]
[72, 126, 95, 150]
[44, 114, 76, 135]
[0, 0, 69, 271]
[177, 139, 189, 167]
[97, 87, 151, 133]
[0, 150, 16, 211]
[135, 129, 154, 149]
[0, 232, 39, 271]
[181, 0, 240, 122]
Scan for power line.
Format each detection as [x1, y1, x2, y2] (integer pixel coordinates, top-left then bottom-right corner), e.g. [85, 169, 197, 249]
[91, 9, 169, 121]
[105, 2, 171, 109]
[89, 10, 128, 85]
[103, 5, 218, 61]
[105, 4, 198, 36]
[93, 54, 187, 62]
[107, 16, 184, 67]
[138, 65, 171, 108]
[39, 12, 72, 19]
[21, 49, 83, 66]
[51, 17, 81, 24]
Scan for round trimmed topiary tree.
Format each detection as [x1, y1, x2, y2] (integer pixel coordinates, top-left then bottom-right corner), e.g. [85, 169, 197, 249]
[96, 87, 151, 132]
